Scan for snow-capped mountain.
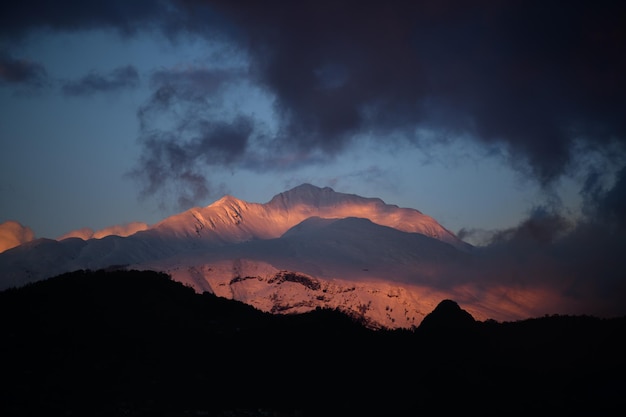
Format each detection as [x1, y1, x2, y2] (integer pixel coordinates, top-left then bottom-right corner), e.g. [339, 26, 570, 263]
[1, 183, 506, 328]
[146, 183, 469, 250]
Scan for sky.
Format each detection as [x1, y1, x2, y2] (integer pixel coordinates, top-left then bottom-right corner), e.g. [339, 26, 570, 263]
[1, 0, 625, 248]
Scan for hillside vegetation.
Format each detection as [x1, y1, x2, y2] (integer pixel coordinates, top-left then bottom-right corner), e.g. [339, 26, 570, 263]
[1, 269, 624, 416]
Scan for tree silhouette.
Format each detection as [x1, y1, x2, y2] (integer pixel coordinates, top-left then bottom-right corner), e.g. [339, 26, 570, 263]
[0, 269, 624, 416]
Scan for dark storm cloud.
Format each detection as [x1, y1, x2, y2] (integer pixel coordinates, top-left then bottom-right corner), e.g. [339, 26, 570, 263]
[488, 206, 573, 246]
[0, 52, 47, 87]
[203, 0, 626, 186]
[4, 0, 625, 200]
[0, 0, 177, 38]
[448, 197, 626, 318]
[3, 0, 625, 186]
[581, 165, 626, 229]
[62, 65, 140, 96]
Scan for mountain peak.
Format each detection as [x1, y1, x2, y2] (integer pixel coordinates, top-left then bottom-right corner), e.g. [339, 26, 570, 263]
[289, 183, 333, 193]
[269, 183, 334, 203]
[417, 299, 476, 333]
[267, 183, 385, 210]
[210, 194, 245, 208]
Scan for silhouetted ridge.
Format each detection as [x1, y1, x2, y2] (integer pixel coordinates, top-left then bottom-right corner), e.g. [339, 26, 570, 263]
[418, 299, 476, 333]
[2, 270, 625, 417]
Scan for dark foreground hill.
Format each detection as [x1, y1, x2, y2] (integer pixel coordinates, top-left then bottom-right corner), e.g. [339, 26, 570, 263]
[1, 269, 625, 417]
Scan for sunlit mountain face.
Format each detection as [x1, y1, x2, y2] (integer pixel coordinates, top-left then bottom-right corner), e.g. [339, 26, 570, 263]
[146, 183, 468, 249]
[0, 184, 620, 327]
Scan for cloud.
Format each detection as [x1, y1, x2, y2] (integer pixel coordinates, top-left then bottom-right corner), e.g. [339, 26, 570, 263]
[57, 227, 95, 241]
[62, 65, 140, 96]
[0, 0, 175, 38]
[129, 64, 336, 208]
[93, 221, 149, 239]
[0, 221, 35, 253]
[446, 184, 626, 318]
[130, 114, 255, 209]
[137, 0, 626, 204]
[127, 67, 260, 209]
[3, 1, 625, 205]
[447, 159, 626, 318]
[57, 222, 149, 241]
[0, 0, 626, 185]
[0, 52, 47, 87]
[205, 0, 626, 186]
[581, 164, 626, 229]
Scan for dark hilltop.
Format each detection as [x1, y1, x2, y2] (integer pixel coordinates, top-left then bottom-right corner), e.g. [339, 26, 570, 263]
[1, 268, 624, 416]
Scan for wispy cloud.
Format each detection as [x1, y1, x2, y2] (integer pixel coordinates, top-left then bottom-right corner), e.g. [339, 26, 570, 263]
[0, 52, 47, 88]
[128, 66, 256, 209]
[62, 65, 140, 96]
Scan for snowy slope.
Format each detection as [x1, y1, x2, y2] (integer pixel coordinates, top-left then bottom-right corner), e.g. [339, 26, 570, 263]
[149, 259, 456, 329]
[130, 217, 472, 328]
[131, 217, 518, 328]
[146, 183, 470, 250]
